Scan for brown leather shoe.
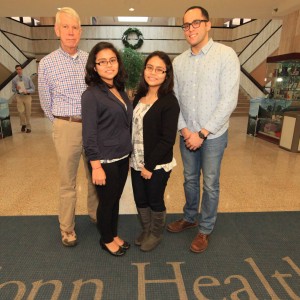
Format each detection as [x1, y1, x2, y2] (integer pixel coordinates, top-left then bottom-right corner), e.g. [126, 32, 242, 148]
[167, 219, 198, 233]
[190, 232, 209, 253]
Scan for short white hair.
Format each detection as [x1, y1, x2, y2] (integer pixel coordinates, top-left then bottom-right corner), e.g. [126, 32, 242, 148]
[56, 7, 81, 26]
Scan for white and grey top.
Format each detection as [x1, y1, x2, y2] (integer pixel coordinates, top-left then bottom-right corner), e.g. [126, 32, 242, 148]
[130, 101, 176, 172]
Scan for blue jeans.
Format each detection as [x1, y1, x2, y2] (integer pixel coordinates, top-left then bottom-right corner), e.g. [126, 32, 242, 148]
[180, 131, 228, 235]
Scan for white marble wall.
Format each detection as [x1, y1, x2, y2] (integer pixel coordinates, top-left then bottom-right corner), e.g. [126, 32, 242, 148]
[242, 28, 281, 72]
[240, 72, 265, 99]
[30, 24, 239, 58]
[0, 31, 28, 70]
[0, 18, 32, 38]
[2, 17, 268, 60]
[231, 19, 282, 99]
[239, 19, 282, 70]
[5, 33, 35, 58]
[0, 17, 285, 100]
[231, 19, 270, 41]
[30, 25, 189, 57]
[0, 18, 35, 59]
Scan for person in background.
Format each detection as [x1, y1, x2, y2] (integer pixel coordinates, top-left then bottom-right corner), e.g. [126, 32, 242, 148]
[130, 51, 180, 252]
[12, 65, 35, 133]
[167, 6, 240, 253]
[82, 42, 132, 257]
[38, 7, 98, 247]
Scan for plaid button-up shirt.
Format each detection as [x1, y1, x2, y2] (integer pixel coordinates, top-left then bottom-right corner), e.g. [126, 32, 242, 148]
[38, 47, 88, 122]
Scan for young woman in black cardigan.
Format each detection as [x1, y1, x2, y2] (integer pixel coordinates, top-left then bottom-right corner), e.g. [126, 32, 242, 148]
[130, 51, 180, 251]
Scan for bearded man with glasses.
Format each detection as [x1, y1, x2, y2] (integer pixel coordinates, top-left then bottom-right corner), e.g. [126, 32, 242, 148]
[167, 6, 240, 253]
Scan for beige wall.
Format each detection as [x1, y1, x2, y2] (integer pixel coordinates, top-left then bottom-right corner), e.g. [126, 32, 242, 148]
[278, 9, 300, 54]
[0, 63, 11, 83]
[2, 15, 299, 100]
[231, 19, 271, 54]
[2, 15, 300, 61]
[1, 17, 279, 61]
[0, 16, 280, 100]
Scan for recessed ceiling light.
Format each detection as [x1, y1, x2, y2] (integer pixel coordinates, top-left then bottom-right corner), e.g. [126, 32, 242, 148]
[129, 8, 135, 12]
[118, 16, 148, 22]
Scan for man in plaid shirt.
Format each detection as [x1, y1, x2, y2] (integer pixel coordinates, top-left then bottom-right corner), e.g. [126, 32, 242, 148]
[38, 7, 98, 247]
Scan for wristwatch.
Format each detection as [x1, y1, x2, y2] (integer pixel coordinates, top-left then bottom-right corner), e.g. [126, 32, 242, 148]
[198, 131, 207, 140]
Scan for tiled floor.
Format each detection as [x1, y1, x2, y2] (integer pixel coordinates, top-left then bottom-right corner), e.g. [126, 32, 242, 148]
[0, 116, 299, 216]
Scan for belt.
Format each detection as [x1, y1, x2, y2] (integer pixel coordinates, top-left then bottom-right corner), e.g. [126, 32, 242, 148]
[54, 116, 82, 123]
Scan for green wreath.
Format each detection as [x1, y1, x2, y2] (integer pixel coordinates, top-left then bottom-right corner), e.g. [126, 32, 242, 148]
[122, 28, 144, 50]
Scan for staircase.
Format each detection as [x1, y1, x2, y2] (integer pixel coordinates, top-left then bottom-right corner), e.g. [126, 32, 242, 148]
[9, 75, 44, 117]
[232, 87, 251, 117]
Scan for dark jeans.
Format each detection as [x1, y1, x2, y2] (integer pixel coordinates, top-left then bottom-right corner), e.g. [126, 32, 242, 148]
[131, 168, 171, 212]
[91, 157, 129, 243]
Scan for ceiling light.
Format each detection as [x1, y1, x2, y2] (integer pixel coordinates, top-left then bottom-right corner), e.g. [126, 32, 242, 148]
[118, 16, 148, 22]
[129, 8, 135, 12]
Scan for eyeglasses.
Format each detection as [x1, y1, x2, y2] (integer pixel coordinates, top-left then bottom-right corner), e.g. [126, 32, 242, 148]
[145, 65, 167, 75]
[181, 19, 208, 31]
[95, 57, 118, 67]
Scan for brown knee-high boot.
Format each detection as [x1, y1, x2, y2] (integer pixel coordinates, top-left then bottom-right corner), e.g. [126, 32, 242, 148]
[135, 207, 151, 246]
[140, 210, 166, 252]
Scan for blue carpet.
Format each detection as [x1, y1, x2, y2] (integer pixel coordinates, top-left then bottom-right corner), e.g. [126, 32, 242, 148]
[0, 212, 299, 299]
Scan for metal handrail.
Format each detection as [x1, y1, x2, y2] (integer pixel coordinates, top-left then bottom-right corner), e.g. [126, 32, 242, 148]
[241, 66, 268, 95]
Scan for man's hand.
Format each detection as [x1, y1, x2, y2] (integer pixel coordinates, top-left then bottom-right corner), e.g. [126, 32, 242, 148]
[181, 127, 192, 141]
[185, 132, 203, 150]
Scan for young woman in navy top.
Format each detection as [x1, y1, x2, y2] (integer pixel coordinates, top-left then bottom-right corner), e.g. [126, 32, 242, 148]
[82, 42, 132, 256]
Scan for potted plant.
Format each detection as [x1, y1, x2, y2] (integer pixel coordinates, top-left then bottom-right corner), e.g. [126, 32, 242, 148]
[120, 47, 144, 100]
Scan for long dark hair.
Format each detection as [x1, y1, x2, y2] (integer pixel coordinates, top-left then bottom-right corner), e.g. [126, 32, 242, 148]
[85, 42, 127, 90]
[136, 51, 174, 98]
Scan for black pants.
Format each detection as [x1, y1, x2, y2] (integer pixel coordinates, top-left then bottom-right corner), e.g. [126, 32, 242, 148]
[131, 168, 171, 212]
[92, 157, 129, 243]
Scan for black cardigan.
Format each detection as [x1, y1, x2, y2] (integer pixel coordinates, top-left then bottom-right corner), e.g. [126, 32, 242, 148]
[82, 84, 133, 161]
[133, 92, 180, 172]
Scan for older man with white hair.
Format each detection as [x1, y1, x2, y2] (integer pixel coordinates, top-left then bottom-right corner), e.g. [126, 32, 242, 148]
[38, 7, 98, 247]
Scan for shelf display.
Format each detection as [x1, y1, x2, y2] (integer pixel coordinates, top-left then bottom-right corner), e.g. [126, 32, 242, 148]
[0, 98, 12, 139]
[266, 54, 300, 102]
[248, 53, 300, 144]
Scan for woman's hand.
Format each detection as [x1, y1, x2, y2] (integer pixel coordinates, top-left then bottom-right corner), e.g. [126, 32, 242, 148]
[141, 167, 152, 180]
[92, 168, 106, 186]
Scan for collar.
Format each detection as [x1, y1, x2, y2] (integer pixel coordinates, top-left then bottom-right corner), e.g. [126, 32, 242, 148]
[58, 47, 80, 60]
[189, 38, 214, 57]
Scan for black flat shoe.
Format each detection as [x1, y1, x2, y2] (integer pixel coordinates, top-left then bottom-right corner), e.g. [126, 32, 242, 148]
[100, 240, 125, 257]
[120, 241, 131, 250]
